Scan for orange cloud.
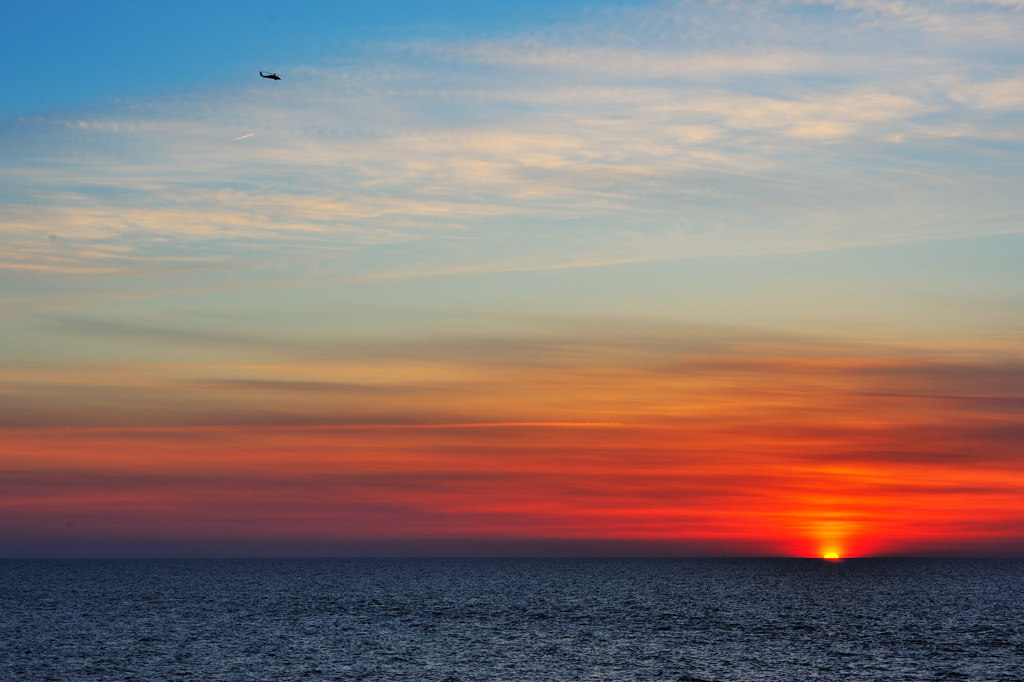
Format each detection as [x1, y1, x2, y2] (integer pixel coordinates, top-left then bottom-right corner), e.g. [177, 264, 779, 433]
[2, 328, 1022, 557]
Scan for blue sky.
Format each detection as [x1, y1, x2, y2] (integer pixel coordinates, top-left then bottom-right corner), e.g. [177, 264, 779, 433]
[3, 0, 651, 115]
[4, 0, 1022, 338]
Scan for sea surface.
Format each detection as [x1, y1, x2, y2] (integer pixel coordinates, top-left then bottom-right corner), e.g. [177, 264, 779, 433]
[1, 558, 1021, 681]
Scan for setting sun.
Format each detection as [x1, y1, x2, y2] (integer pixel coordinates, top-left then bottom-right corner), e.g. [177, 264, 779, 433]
[823, 553, 841, 560]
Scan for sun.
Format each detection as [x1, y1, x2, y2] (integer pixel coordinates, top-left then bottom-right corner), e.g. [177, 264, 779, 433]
[822, 552, 841, 560]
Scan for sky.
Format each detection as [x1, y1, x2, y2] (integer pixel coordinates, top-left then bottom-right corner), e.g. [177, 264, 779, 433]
[2, 0, 1023, 558]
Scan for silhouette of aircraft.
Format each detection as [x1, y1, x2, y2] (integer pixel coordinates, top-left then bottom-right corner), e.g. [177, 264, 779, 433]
[259, 72, 281, 80]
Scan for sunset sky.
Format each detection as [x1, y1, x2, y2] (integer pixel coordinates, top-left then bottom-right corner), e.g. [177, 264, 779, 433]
[2, 0, 1023, 558]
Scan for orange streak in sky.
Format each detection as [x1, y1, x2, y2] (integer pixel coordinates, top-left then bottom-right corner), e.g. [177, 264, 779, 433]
[2, 347, 1022, 556]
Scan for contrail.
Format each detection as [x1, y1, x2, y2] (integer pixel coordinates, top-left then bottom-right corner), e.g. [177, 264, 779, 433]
[230, 133, 255, 142]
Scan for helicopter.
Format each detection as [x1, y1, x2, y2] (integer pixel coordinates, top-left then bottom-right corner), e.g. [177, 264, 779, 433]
[259, 71, 281, 80]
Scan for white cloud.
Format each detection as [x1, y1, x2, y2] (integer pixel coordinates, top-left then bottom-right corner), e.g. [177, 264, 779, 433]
[948, 75, 1024, 109]
[2, 0, 1022, 285]
[820, 0, 1024, 43]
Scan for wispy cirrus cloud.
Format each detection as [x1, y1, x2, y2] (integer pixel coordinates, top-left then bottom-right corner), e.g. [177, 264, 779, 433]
[1, 0, 1022, 288]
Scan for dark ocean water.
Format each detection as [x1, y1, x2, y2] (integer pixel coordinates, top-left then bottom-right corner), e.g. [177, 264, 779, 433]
[1, 558, 1022, 681]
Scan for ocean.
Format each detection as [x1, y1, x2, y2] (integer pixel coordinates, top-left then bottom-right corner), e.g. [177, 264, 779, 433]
[1, 558, 1021, 681]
